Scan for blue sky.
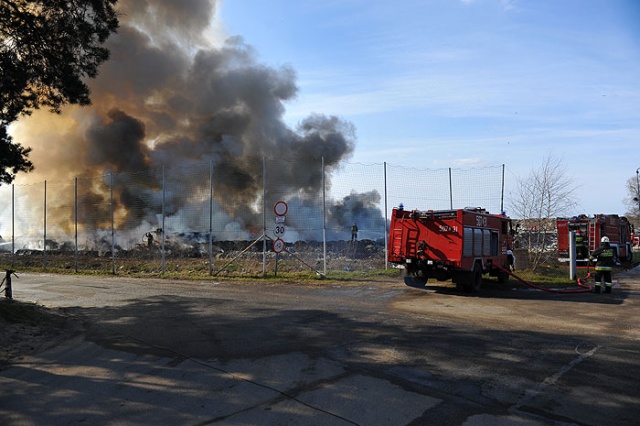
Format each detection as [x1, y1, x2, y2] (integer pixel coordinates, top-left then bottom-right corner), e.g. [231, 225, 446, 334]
[218, 0, 640, 216]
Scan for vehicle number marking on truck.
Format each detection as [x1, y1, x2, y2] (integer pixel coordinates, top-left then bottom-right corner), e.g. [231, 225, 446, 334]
[439, 225, 458, 233]
[476, 215, 488, 227]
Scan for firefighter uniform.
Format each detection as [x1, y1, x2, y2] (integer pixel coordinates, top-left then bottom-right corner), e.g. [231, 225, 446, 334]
[590, 236, 617, 294]
[575, 230, 587, 258]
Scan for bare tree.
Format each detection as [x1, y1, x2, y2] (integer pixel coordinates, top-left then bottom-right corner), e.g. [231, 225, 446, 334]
[623, 176, 640, 244]
[623, 175, 640, 221]
[507, 154, 579, 270]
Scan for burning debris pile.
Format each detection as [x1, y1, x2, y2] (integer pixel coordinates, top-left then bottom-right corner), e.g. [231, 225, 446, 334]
[2, 235, 388, 275]
[6, 0, 386, 247]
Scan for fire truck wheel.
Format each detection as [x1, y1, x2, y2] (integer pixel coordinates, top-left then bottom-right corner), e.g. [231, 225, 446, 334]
[497, 267, 510, 284]
[625, 250, 633, 263]
[470, 264, 482, 292]
[403, 267, 427, 288]
[404, 276, 427, 288]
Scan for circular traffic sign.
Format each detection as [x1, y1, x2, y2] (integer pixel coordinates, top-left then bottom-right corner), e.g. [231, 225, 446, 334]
[274, 201, 288, 216]
[273, 238, 285, 253]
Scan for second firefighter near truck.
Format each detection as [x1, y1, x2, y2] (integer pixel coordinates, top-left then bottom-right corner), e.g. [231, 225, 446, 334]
[590, 236, 618, 294]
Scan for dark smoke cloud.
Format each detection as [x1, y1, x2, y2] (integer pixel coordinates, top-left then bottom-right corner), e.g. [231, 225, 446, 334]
[87, 109, 149, 171]
[12, 0, 387, 242]
[329, 190, 386, 239]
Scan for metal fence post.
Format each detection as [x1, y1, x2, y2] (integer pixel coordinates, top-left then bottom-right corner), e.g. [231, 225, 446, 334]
[384, 162, 388, 269]
[43, 180, 47, 270]
[262, 157, 267, 277]
[209, 160, 213, 276]
[322, 157, 327, 276]
[449, 168, 453, 209]
[74, 177, 78, 272]
[501, 164, 505, 214]
[110, 173, 115, 274]
[11, 184, 15, 267]
[162, 165, 166, 275]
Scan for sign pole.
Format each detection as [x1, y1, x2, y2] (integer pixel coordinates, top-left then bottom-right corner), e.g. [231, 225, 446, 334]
[272, 200, 287, 276]
[569, 230, 577, 280]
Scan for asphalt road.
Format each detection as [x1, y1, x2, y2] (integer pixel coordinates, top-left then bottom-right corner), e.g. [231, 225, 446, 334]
[1, 267, 640, 425]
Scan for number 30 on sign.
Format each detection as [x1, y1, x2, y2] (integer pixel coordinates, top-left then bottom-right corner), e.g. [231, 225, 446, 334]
[274, 225, 285, 237]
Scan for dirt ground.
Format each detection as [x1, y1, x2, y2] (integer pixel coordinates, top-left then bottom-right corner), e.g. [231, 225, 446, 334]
[0, 260, 622, 367]
[0, 300, 82, 367]
[0, 265, 614, 367]
[0, 276, 386, 367]
[2, 268, 640, 425]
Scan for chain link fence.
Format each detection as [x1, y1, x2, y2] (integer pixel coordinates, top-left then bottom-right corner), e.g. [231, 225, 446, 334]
[0, 161, 505, 277]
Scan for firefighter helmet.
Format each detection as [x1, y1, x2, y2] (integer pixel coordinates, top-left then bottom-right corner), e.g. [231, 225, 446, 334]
[601, 236, 610, 243]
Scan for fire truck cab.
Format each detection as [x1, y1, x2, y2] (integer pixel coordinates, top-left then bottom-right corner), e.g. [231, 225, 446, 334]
[557, 214, 633, 263]
[388, 207, 513, 292]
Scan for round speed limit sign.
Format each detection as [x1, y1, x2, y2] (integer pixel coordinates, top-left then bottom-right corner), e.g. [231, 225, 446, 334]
[273, 238, 285, 253]
[274, 224, 286, 237]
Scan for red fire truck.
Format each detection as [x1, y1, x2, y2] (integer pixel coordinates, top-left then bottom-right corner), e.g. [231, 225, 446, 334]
[557, 214, 634, 263]
[388, 207, 513, 292]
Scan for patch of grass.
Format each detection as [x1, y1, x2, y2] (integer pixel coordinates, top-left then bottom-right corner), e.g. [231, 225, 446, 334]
[510, 269, 579, 287]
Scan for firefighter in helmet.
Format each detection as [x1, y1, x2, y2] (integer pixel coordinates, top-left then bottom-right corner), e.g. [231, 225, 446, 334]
[590, 236, 618, 293]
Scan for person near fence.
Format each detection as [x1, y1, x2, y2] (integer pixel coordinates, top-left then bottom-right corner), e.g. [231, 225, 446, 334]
[590, 236, 618, 294]
[351, 222, 358, 241]
[145, 232, 154, 248]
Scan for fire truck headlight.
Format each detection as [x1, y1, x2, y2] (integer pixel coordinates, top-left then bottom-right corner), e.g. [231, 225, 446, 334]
[406, 259, 412, 264]
[427, 260, 433, 265]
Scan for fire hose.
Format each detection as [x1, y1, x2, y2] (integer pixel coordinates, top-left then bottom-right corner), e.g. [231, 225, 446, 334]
[494, 265, 593, 294]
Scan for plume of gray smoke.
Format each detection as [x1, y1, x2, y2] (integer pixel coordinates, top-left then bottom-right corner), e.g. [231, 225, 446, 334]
[329, 190, 387, 240]
[10, 0, 386, 243]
